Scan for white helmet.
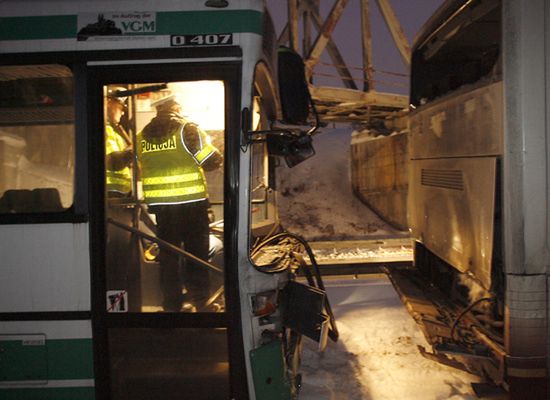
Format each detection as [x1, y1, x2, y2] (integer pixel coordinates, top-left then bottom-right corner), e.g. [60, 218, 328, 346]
[107, 86, 128, 105]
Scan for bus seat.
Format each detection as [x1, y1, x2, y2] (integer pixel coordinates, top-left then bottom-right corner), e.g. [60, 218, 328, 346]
[32, 188, 64, 212]
[0, 188, 63, 213]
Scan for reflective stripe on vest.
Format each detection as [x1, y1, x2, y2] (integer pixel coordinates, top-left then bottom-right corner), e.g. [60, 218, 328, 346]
[194, 144, 216, 165]
[180, 123, 217, 165]
[144, 185, 206, 199]
[142, 172, 201, 185]
[106, 173, 131, 194]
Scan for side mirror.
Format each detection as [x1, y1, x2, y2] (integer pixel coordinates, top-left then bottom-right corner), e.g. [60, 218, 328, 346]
[278, 47, 311, 125]
[267, 132, 315, 168]
[242, 48, 319, 168]
[241, 107, 316, 168]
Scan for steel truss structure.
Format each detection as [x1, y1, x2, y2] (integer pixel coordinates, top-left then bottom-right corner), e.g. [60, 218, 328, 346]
[273, 0, 410, 123]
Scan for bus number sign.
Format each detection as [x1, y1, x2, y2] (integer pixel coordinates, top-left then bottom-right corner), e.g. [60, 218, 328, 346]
[171, 34, 233, 47]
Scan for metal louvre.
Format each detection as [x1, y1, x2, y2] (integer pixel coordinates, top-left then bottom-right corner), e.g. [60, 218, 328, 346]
[410, 157, 497, 289]
[421, 168, 464, 191]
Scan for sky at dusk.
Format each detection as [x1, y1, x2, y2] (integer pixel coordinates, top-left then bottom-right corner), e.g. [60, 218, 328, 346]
[267, 1, 445, 94]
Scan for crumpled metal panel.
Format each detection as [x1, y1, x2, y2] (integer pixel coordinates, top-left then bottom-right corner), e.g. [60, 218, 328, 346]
[410, 81, 503, 160]
[408, 81, 503, 290]
[409, 157, 496, 290]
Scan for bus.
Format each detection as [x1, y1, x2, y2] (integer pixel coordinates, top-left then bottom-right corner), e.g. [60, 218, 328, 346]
[407, 0, 548, 397]
[0, 1, 334, 399]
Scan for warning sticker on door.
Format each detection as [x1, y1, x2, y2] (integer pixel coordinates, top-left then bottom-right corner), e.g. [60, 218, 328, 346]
[107, 290, 128, 313]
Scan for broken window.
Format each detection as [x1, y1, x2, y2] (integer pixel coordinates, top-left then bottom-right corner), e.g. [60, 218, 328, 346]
[411, 0, 502, 106]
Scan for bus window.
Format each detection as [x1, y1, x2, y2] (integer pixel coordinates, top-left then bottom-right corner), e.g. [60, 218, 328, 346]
[411, 0, 501, 107]
[105, 81, 225, 313]
[0, 65, 74, 214]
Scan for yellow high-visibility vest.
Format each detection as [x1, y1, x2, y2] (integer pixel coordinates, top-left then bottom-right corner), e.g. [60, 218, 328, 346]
[105, 124, 131, 194]
[137, 123, 216, 205]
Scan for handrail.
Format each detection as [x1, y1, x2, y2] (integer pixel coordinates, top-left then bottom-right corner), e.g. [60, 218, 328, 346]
[107, 217, 223, 274]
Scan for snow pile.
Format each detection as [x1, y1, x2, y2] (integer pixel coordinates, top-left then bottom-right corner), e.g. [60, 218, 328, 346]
[300, 277, 480, 400]
[277, 127, 401, 241]
[312, 244, 412, 263]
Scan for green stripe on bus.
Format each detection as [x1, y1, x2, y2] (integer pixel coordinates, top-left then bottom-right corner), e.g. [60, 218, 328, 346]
[0, 10, 262, 41]
[48, 339, 94, 380]
[156, 10, 263, 35]
[0, 15, 77, 40]
[0, 338, 93, 381]
[0, 387, 95, 400]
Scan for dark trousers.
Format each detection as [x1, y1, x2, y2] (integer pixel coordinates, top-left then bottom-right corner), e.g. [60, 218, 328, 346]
[106, 203, 140, 312]
[153, 200, 210, 311]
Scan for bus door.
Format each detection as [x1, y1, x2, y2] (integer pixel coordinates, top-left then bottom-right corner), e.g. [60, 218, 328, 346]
[88, 61, 246, 400]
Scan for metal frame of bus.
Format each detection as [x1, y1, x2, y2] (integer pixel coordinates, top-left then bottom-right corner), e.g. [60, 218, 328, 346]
[409, 0, 549, 396]
[0, 1, 301, 399]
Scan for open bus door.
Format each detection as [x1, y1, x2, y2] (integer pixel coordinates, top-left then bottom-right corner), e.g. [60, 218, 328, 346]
[0, 2, 337, 399]
[89, 61, 246, 399]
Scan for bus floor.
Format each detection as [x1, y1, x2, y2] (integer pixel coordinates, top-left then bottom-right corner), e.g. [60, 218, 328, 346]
[298, 274, 481, 400]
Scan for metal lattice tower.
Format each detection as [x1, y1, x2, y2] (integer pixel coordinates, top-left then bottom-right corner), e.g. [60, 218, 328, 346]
[273, 0, 410, 124]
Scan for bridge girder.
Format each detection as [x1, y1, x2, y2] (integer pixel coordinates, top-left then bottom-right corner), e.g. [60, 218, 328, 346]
[272, 0, 410, 124]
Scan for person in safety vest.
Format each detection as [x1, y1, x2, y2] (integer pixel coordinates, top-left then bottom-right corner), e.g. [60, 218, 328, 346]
[105, 88, 133, 196]
[105, 88, 139, 310]
[137, 94, 222, 312]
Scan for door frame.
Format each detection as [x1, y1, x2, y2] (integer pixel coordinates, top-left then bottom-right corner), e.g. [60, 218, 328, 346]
[86, 54, 247, 399]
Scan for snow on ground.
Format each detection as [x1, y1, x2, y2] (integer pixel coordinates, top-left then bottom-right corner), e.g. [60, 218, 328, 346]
[277, 127, 403, 241]
[277, 127, 479, 399]
[299, 276, 481, 400]
[311, 241, 413, 264]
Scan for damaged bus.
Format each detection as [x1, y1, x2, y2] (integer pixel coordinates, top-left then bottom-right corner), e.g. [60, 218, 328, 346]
[0, 1, 335, 399]
[395, 0, 549, 398]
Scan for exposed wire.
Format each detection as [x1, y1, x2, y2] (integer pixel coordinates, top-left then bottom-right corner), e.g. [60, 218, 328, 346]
[450, 297, 493, 341]
[250, 231, 339, 342]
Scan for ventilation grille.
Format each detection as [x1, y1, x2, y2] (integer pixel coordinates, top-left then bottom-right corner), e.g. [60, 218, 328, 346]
[421, 168, 464, 190]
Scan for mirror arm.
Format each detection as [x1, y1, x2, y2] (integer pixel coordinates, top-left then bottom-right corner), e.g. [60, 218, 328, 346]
[306, 95, 320, 136]
[248, 129, 294, 141]
[242, 108, 297, 145]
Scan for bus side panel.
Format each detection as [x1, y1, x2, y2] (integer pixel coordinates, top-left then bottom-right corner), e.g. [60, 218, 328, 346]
[0, 223, 90, 312]
[409, 157, 496, 289]
[410, 81, 503, 160]
[409, 81, 503, 291]
[0, 320, 94, 399]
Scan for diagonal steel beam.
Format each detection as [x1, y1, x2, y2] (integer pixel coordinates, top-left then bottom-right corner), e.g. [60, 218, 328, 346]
[278, 1, 309, 48]
[303, 2, 313, 55]
[288, 0, 299, 51]
[305, 0, 350, 78]
[360, 0, 374, 91]
[305, 0, 357, 90]
[277, 22, 290, 47]
[374, 0, 410, 66]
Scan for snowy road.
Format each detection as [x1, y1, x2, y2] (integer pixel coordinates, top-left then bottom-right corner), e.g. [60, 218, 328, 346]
[299, 275, 480, 400]
[278, 128, 479, 399]
[277, 128, 400, 241]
